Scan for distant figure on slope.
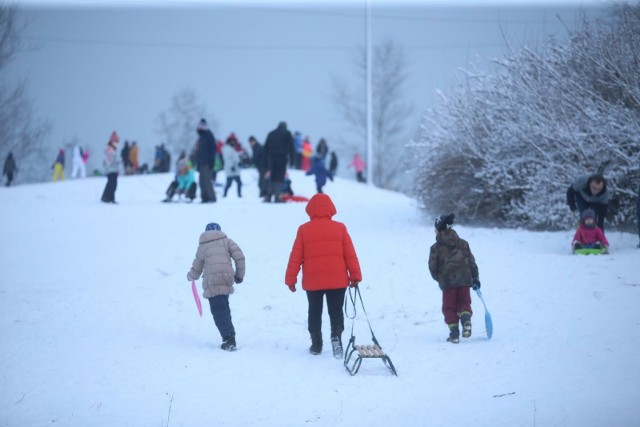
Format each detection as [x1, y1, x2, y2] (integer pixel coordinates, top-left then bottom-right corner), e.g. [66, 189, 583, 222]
[348, 153, 366, 183]
[306, 155, 333, 194]
[71, 143, 86, 179]
[301, 136, 312, 171]
[3, 151, 17, 186]
[263, 121, 295, 203]
[428, 213, 480, 344]
[164, 153, 197, 202]
[567, 174, 608, 232]
[222, 135, 242, 198]
[572, 209, 609, 254]
[187, 222, 245, 351]
[285, 193, 362, 357]
[52, 148, 65, 181]
[329, 151, 338, 176]
[129, 141, 139, 173]
[101, 131, 120, 204]
[315, 138, 329, 165]
[195, 119, 217, 203]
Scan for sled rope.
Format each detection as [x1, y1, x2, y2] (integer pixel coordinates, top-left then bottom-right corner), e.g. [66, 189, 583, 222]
[343, 285, 397, 376]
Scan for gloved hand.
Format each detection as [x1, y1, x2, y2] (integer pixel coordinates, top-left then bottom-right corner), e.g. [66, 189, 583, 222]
[349, 281, 359, 288]
[187, 272, 196, 281]
[234, 276, 243, 284]
[472, 280, 481, 290]
[288, 284, 296, 293]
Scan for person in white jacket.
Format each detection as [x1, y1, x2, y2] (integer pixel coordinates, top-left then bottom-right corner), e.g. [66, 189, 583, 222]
[222, 135, 243, 198]
[71, 144, 86, 178]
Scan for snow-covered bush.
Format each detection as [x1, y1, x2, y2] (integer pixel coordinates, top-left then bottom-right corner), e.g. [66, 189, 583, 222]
[412, 3, 640, 230]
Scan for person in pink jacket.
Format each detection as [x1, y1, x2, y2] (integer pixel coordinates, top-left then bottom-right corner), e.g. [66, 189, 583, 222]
[572, 209, 609, 253]
[348, 153, 366, 183]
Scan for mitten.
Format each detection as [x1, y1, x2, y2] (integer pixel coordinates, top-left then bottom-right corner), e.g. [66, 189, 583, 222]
[472, 279, 481, 290]
[349, 281, 359, 288]
[288, 284, 296, 293]
[187, 272, 195, 281]
[234, 276, 243, 284]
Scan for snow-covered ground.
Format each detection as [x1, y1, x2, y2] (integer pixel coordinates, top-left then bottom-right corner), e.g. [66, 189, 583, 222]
[1, 168, 638, 427]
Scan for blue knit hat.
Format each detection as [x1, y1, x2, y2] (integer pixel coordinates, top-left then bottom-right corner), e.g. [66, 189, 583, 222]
[205, 222, 221, 231]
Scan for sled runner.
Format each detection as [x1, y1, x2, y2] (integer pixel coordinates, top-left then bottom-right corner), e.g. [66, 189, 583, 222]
[343, 285, 397, 376]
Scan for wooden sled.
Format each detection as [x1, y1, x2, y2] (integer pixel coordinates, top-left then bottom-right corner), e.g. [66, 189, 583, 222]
[343, 286, 397, 376]
[344, 337, 397, 376]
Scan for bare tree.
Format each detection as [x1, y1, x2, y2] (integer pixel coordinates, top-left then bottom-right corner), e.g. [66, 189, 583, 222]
[156, 87, 213, 158]
[0, 4, 50, 184]
[331, 38, 414, 189]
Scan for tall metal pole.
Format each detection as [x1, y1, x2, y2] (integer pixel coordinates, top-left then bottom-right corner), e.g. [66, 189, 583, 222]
[365, 0, 374, 185]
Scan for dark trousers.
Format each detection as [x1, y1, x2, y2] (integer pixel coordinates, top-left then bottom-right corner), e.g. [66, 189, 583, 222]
[198, 167, 216, 202]
[306, 288, 347, 336]
[223, 176, 242, 197]
[208, 295, 235, 339]
[101, 172, 118, 202]
[5, 171, 13, 186]
[442, 287, 472, 326]
[265, 180, 283, 202]
[257, 168, 267, 197]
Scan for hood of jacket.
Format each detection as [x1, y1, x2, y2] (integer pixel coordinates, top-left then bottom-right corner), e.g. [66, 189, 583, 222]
[305, 193, 336, 220]
[199, 230, 228, 244]
[436, 228, 460, 247]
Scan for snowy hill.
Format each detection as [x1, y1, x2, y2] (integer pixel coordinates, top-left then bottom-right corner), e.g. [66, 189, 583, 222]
[1, 169, 638, 427]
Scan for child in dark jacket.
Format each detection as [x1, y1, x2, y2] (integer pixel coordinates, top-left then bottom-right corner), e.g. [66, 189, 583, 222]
[306, 156, 333, 194]
[572, 209, 609, 253]
[428, 213, 480, 344]
[187, 222, 245, 351]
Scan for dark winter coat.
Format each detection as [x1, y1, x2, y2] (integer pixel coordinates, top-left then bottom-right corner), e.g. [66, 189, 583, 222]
[187, 230, 245, 299]
[251, 141, 266, 171]
[566, 175, 608, 207]
[3, 153, 16, 175]
[428, 229, 479, 291]
[196, 129, 217, 171]
[264, 122, 294, 182]
[306, 157, 333, 187]
[285, 193, 362, 291]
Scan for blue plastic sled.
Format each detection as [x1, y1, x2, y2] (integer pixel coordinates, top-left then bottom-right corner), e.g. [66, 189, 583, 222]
[475, 288, 493, 339]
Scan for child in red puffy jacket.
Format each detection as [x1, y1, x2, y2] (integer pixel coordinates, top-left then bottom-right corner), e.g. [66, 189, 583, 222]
[285, 193, 362, 358]
[572, 209, 609, 253]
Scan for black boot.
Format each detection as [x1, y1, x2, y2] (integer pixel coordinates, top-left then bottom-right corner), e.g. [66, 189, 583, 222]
[447, 324, 460, 344]
[309, 332, 322, 355]
[221, 334, 236, 351]
[460, 312, 472, 338]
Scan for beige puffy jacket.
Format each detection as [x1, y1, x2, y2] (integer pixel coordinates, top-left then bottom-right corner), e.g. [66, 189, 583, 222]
[187, 230, 245, 298]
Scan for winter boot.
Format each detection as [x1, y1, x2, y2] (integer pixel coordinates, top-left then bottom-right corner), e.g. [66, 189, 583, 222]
[309, 332, 323, 355]
[330, 334, 343, 359]
[221, 334, 236, 351]
[460, 312, 472, 338]
[447, 324, 460, 344]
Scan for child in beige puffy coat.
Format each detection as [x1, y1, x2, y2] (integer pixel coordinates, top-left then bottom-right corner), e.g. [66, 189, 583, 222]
[187, 222, 245, 351]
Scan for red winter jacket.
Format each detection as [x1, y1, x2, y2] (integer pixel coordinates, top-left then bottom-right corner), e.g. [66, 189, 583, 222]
[572, 224, 609, 247]
[285, 193, 362, 291]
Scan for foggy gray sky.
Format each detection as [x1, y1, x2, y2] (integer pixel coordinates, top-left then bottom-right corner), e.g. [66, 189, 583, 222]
[10, 1, 606, 170]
